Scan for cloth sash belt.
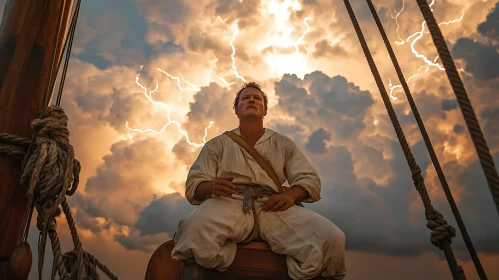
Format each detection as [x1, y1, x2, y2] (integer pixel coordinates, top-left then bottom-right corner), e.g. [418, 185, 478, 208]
[234, 184, 276, 244]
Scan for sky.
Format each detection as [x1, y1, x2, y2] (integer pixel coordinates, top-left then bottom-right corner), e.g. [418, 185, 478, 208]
[1, 0, 499, 279]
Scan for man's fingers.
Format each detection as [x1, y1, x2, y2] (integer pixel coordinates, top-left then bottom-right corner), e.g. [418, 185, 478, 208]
[270, 200, 286, 212]
[277, 201, 292, 212]
[218, 180, 236, 190]
[264, 196, 279, 211]
[220, 185, 235, 195]
[217, 176, 234, 182]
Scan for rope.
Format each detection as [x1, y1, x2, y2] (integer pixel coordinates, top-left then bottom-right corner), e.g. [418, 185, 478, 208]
[54, 0, 82, 107]
[235, 185, 275, 245]
[415, 0, 499, 217]
[0, 106, 117, 279]
[364, 1, 486, 278]
[342, 1, 465, 279]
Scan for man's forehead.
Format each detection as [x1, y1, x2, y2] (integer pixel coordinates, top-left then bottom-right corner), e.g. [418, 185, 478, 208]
[240, 88, 263, 96]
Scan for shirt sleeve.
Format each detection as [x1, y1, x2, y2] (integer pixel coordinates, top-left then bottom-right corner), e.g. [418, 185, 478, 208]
[284, 138, 321, 203]
[185, 140, 219, 205]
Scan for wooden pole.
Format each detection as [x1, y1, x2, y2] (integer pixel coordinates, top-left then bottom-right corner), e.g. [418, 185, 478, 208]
[0, 0, 74, 277]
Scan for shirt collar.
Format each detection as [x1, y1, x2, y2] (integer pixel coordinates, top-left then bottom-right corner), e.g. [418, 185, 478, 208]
[232, 127, 276, 145]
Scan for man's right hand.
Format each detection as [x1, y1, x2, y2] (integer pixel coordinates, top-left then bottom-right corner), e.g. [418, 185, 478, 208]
[210, 176, 236, 198]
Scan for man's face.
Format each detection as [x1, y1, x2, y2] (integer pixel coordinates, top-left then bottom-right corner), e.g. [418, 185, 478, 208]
[235, 88, 267, 120]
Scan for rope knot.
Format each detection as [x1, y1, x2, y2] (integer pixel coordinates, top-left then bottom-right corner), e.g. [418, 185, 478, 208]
[62, 251, 78, 274]
[19, 106, 80, 211]
[426, 209, 456, 249]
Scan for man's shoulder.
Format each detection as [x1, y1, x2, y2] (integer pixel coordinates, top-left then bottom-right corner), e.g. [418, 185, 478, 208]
[267, 129, 294, 144]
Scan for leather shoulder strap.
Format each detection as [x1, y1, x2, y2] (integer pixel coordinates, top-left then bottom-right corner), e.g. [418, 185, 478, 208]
[224, 131, 285, 193]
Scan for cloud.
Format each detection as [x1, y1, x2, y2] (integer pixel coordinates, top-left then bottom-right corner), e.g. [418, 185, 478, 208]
[477, 1, 499, 43]
[74, 0, 155, 69]
[268, 68, 499, 257]
[442, 98, 459, 111]
[305, 127, 331, 153]
[275, 71, 374, 145]
[452, 38, 499, 81]
[172, 82, 240, 166]
[134, 192, 195, 237]
[78, 137, 172, 227]
[313, 39, 349, 58]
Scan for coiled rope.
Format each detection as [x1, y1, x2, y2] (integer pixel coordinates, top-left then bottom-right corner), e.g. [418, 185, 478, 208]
[0, 106, 117, 280]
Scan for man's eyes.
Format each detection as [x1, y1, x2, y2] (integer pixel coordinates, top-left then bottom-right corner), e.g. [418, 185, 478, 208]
[243, 96, 261, 100]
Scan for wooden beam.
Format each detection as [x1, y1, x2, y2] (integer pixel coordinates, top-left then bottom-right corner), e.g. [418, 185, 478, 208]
[0, 0, 74, 276]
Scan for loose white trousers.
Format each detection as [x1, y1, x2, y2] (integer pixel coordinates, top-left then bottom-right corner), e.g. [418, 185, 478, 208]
[171, 196, 347, 279]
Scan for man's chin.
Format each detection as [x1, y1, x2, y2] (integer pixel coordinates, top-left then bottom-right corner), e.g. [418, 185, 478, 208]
[240, 114, 263, 121]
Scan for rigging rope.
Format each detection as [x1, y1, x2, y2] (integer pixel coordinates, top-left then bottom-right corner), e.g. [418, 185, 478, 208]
[342, 1, 465, 279]
[415, 0, 499, 217]
[0, 107, 118, 280]
[364, 1, 486, 278]
[55, 0, 81, 107]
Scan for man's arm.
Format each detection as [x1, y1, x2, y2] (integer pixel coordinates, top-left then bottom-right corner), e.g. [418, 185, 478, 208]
[282, 138, 321, 203]
[185, 140, 219, 205]
[262, 138, 320, 212]
[194, 177, 236, 201]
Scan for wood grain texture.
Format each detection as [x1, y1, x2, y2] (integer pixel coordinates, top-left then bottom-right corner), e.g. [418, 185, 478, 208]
[145, 240, 291, 280]
[0, 0, 74, 277]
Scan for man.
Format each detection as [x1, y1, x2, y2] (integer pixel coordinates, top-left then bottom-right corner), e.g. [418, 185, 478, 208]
[171, 82, 346, 279]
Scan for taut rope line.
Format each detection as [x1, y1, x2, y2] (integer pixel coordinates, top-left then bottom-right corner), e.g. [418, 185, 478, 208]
[364, 1, 486, 278]
[415, 0, 499, 217]
[343, 1, 465, 279]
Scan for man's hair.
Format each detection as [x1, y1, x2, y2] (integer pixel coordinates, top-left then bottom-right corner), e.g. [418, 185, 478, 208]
[233, 82, 268, 110]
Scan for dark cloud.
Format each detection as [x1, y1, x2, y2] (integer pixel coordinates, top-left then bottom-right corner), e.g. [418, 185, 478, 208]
[115, 229, 170, 252]
[305, 128, 331, 154]
[313, 39, 349, 58]
[135, 0, 190, 25]
[452, 38, 499, 80]
[270, 66, 498, 255]
[75, 90, 113, 117]
[442, 153, 499, 254]
[135, 192, 195, 236]
[477, 1, 499, 43]
[481, 107, 499, 136]
[442, 99, 459, 111]
[275, 71, 374, 144]
[453, 124, 465, 134]
[75, 0, 155, 69]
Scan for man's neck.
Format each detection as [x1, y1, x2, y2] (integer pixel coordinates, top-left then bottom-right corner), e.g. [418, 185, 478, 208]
[239, 120, 265, 146]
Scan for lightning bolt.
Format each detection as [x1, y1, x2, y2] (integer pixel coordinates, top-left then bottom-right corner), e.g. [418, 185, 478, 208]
[388, 0, 464, 99]
[157, 68, 201, 91]
[392, 1, 405, 44]
[230, 20, 248, 83]
[126, 72, 214, 147]
[215, 75, 236, 87]
[294, 17, 312, 65]
[218, 16, 228, 23]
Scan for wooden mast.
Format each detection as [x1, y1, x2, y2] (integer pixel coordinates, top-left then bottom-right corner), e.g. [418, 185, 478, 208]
[0, 0, 74, 277]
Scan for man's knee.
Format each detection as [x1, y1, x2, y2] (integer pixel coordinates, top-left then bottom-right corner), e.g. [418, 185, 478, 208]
[326, 227, 346, 254]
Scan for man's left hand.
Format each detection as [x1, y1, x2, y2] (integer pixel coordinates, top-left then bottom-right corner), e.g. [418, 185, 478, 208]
[262, 193, 295, 212]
